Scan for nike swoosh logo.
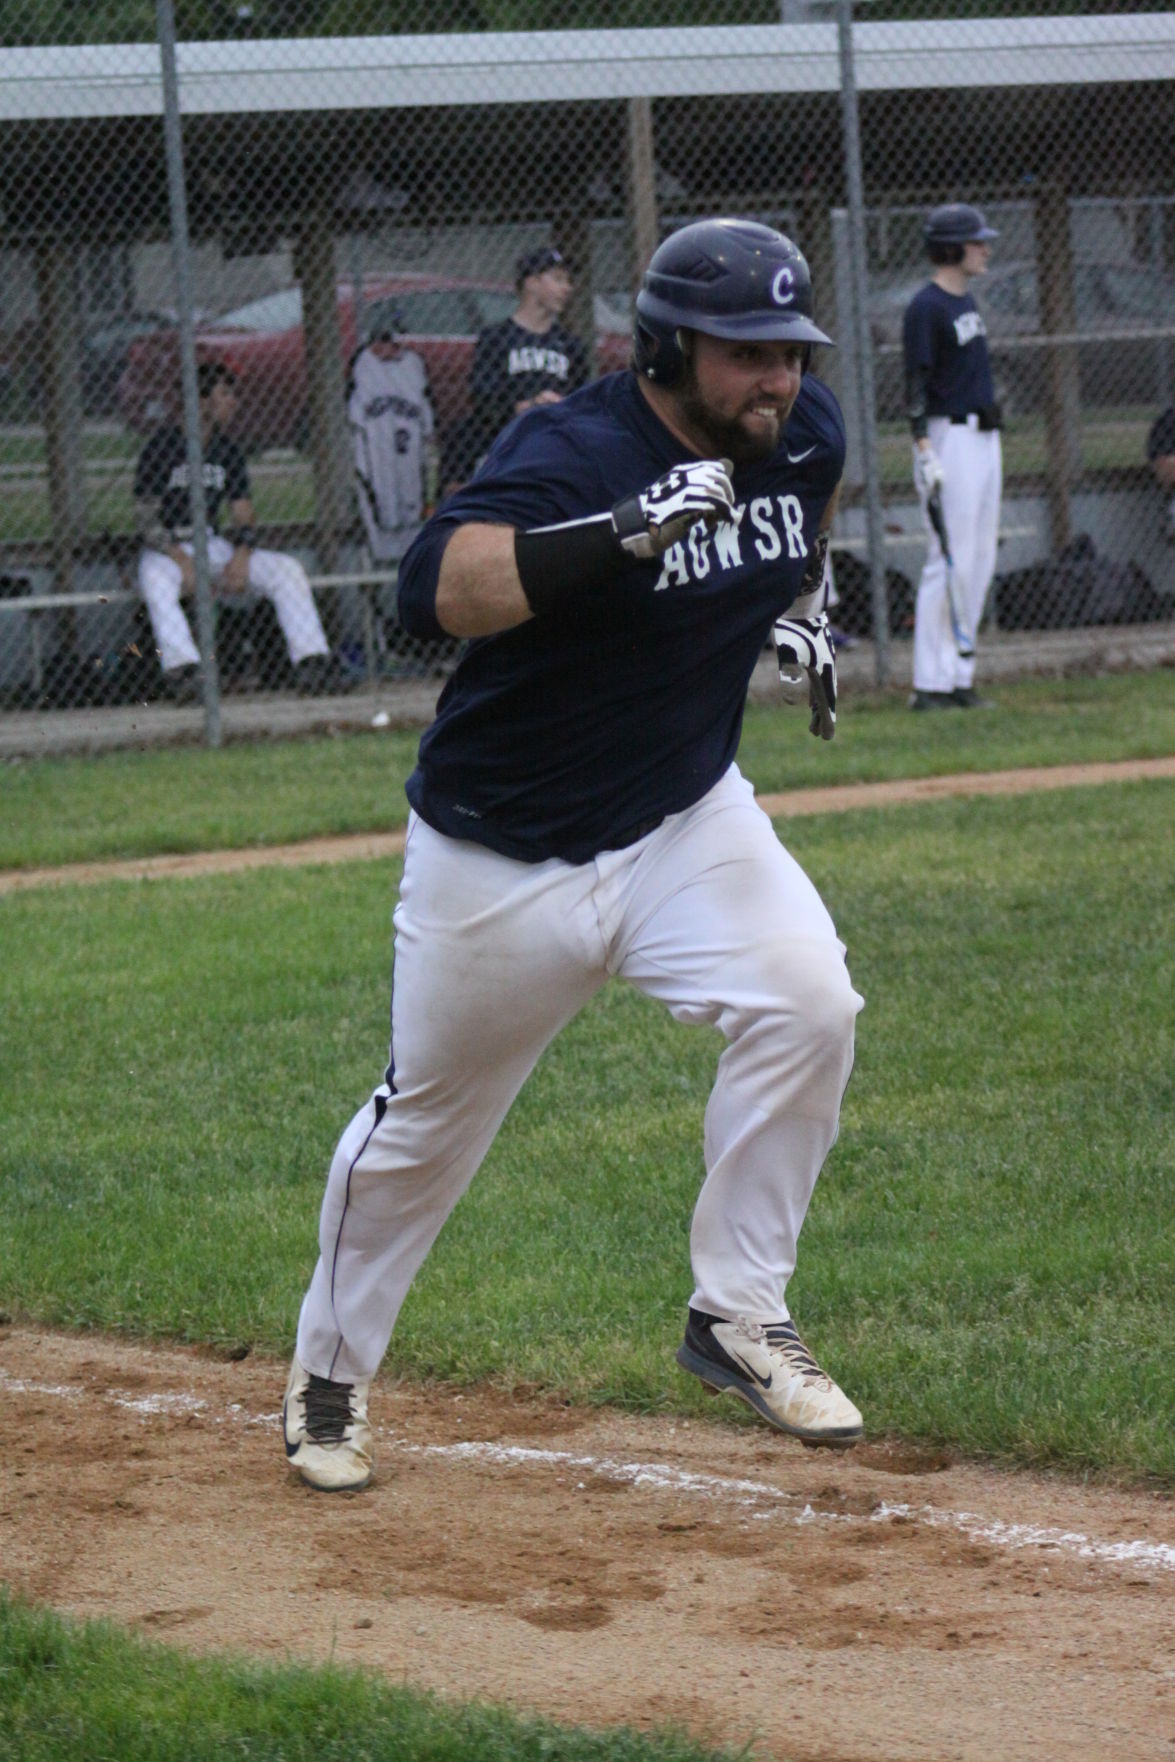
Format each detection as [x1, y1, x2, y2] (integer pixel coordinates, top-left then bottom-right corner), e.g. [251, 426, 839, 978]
[730, 1350, 773, 1391]
[786, 446, 816, 463]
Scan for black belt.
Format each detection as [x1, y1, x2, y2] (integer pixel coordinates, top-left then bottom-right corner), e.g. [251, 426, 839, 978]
[947, 409, 1002, 431]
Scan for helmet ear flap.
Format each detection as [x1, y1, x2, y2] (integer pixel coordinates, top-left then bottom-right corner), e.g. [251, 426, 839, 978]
[633, 319, 685, 385]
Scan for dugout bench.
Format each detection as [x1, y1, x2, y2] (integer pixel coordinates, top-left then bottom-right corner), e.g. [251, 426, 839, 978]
[0, 567, 402, 703]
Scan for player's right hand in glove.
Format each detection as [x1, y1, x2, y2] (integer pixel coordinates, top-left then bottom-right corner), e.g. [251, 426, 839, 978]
[774, 611, 837, 740]
[913, 446, 945, 500]
[611, 459, 735, 559]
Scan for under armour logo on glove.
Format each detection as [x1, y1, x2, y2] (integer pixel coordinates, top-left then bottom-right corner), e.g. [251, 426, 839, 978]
[774, 611, 838, 741]
[611, 459, 735, 559]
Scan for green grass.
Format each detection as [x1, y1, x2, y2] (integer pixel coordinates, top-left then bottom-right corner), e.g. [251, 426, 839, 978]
[735, 669, 1175, 790]
[0, 1592, 733, 1762]
[1, 778, 1171, 1480]
[5, 671, 1175, 871]
[871, 410, 1153, 483]
[0, 455, 315, 544]
[0, 408, 1154, 542]
[1, 726, 423, 869]
[0, 428, 140, 467]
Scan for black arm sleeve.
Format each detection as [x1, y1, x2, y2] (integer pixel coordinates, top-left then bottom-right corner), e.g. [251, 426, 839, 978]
[223, 438, 250, 502]
[905, 362, 931, 442]
[513, 513, 628, 617]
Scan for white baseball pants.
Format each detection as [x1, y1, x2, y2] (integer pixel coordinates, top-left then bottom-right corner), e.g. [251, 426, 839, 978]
[138, 536, 329, 673]
[297, 764, 864, 1385]
[912, 416, 1002, 693]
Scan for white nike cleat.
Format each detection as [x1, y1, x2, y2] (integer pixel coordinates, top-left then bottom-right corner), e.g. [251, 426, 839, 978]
[282, 1353, 373, 1491]
[676, 1309, 863, 1447]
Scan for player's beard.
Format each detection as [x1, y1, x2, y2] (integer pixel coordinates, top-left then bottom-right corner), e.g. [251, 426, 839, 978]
[675, 366, 787, 466]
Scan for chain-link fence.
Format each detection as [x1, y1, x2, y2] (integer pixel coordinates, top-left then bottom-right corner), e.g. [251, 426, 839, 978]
[2, 4, 1174, 734]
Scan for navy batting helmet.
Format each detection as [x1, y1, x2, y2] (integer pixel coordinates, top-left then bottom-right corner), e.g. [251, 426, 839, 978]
[923, 203, 999, 249]
[633, 218, 833, 385]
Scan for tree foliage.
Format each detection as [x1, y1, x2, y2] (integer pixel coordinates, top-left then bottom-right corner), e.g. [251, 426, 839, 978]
[5, 0, 1173, 50]
[3, 0, 780, 48]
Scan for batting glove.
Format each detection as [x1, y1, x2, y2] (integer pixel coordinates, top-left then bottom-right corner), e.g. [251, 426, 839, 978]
[774, 611, 838, 741]
[611, 459, 735, 559]
[913, 447, 946, 500]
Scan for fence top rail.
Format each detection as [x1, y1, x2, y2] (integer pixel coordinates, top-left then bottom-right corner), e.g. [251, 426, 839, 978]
[2, 15, 1173, 121]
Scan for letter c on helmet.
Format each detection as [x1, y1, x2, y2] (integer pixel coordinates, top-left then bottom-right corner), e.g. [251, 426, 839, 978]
[771, 267, 795, 306]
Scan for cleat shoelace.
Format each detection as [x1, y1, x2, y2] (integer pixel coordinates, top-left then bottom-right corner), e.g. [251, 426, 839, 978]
[302, 1374, 357, 1444]
[745, 1318, 832, 1389]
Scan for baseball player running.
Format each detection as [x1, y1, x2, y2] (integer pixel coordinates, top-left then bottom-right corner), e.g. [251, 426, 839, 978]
[903, 203, 1003, 710]
[134, 360, 335, 699]
[283, 218, 865, 1493]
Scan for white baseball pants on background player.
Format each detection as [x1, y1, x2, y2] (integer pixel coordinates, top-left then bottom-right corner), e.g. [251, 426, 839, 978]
[912, 414, 1002, 694]
[138, 535, 330, 673]
[296, 764, 864, 1385]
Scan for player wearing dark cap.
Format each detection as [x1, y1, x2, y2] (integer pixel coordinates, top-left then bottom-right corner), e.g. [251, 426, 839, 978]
[134, 359, 337, 699]
[442, 244, 591, 491]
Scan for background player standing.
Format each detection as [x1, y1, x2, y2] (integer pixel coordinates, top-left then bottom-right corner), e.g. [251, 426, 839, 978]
[283, 217, 863, 1493]
[443, 245, 590, 492]
[134, 361, 337, 699]
[903, 203, 1003, 710]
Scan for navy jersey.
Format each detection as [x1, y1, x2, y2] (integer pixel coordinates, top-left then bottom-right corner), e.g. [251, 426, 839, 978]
[133, 425, 249, 535]
[470, 317, 590, 448]
[396, 369, 844, 865]
[902, 282, 995, 420]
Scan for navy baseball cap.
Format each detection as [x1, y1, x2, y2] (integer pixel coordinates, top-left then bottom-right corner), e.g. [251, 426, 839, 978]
[923, 203, 999, 246]
[515, 246, 568, 286]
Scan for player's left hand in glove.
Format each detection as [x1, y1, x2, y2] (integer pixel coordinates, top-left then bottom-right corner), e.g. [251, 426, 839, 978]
[611, 459, 735, 559]
[914, 446, 945, 500]
[774, 611, 838, 740]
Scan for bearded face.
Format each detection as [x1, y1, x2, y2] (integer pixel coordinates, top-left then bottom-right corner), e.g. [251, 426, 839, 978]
[672, 333, 806, 466]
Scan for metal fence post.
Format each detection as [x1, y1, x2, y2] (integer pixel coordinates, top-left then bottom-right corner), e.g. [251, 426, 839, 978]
[837, 0, 891, 688]
[156, 0, 221, 746]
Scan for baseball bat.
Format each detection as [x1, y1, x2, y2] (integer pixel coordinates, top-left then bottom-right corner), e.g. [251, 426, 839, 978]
[926, 489, 975, 660]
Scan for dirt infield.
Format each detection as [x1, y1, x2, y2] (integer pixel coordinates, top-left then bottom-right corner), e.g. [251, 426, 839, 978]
[5, 754, 1175, 896]
[1, 1326, 1172, 1762]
